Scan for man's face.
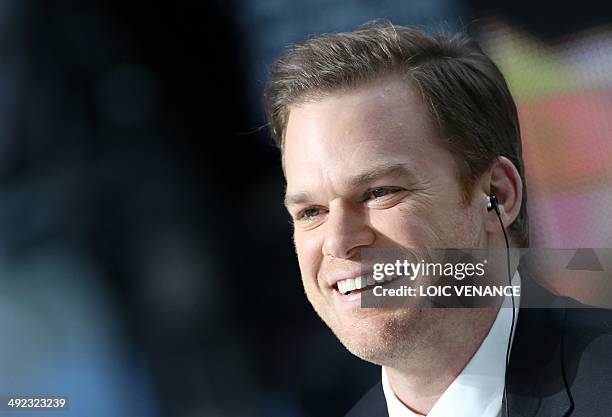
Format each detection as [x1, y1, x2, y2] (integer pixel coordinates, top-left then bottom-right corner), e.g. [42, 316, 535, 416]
[283, 76, 489, 364]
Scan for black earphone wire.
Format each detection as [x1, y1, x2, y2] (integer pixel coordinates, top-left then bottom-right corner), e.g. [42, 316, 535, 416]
[496, 209, 515, 417]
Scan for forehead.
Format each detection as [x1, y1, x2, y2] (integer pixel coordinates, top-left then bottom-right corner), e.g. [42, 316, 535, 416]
[283, 76, 445, 189]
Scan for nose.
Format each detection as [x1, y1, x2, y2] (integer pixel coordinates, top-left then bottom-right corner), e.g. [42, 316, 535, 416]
[322, 201, 376, 259]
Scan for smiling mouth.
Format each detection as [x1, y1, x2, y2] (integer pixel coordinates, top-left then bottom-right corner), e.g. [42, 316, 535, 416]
[335, 275, 400, 295]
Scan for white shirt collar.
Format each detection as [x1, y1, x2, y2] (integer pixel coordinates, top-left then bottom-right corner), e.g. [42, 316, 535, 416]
[382, 271, 521, 417]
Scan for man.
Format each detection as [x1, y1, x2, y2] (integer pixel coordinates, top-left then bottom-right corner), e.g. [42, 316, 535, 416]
[264, 21, 612, 416]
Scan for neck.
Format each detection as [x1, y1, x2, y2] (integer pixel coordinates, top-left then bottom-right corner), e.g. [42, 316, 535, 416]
[384, 307, 499, 414]
[384, 246, 521, 414]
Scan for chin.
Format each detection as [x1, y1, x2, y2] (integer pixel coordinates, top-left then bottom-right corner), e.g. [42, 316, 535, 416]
[328, 309, 421, 366]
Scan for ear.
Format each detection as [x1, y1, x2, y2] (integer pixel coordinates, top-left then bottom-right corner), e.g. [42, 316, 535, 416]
[484, 156, 523, 235]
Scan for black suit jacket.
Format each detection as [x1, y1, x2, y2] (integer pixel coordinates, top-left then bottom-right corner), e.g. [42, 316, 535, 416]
[345, 273, 612, 417]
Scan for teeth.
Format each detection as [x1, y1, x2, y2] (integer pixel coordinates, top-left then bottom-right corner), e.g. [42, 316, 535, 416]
[337, 279, 352, 294]
[355, 277, 367, 289]
[336, 272, 403, 294]
[336, 276, 378, 294]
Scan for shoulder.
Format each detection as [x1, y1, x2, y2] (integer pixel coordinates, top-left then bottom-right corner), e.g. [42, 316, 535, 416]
[562, 304, 612, 375]
[553, 294, 612, 363]
[564, 304, 612, 336]
[525, 283, 612, 367]
[555, 296, 612, 412]
[507, 276, 612, 415]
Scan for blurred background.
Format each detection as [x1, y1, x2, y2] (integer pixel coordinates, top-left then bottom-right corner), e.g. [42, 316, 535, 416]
[0, 1, 610, 416]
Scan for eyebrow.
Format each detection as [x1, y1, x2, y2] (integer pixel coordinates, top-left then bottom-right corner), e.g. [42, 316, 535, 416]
[347, 161, 416, 188]
[284, 191, 312, 208]
[283, 162, 416, 208]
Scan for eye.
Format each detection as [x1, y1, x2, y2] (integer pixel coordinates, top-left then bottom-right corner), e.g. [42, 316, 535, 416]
[365, 187, 402, 200]
[303, 207, 321, 218]
[295, 206, 327, 222]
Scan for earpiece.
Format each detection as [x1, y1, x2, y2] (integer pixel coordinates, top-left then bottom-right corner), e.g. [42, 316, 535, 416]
[487, 194, 500, 215]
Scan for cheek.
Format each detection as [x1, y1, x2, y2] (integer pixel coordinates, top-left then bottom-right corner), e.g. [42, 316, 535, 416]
[382, 215, 438, 246]
[380, 204, 482, 249]
[452, 205, 486, 246]
[370, 202, 442, 247]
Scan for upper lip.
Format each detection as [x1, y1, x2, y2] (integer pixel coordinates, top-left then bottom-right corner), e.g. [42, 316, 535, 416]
[326, 268, 373, 289]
